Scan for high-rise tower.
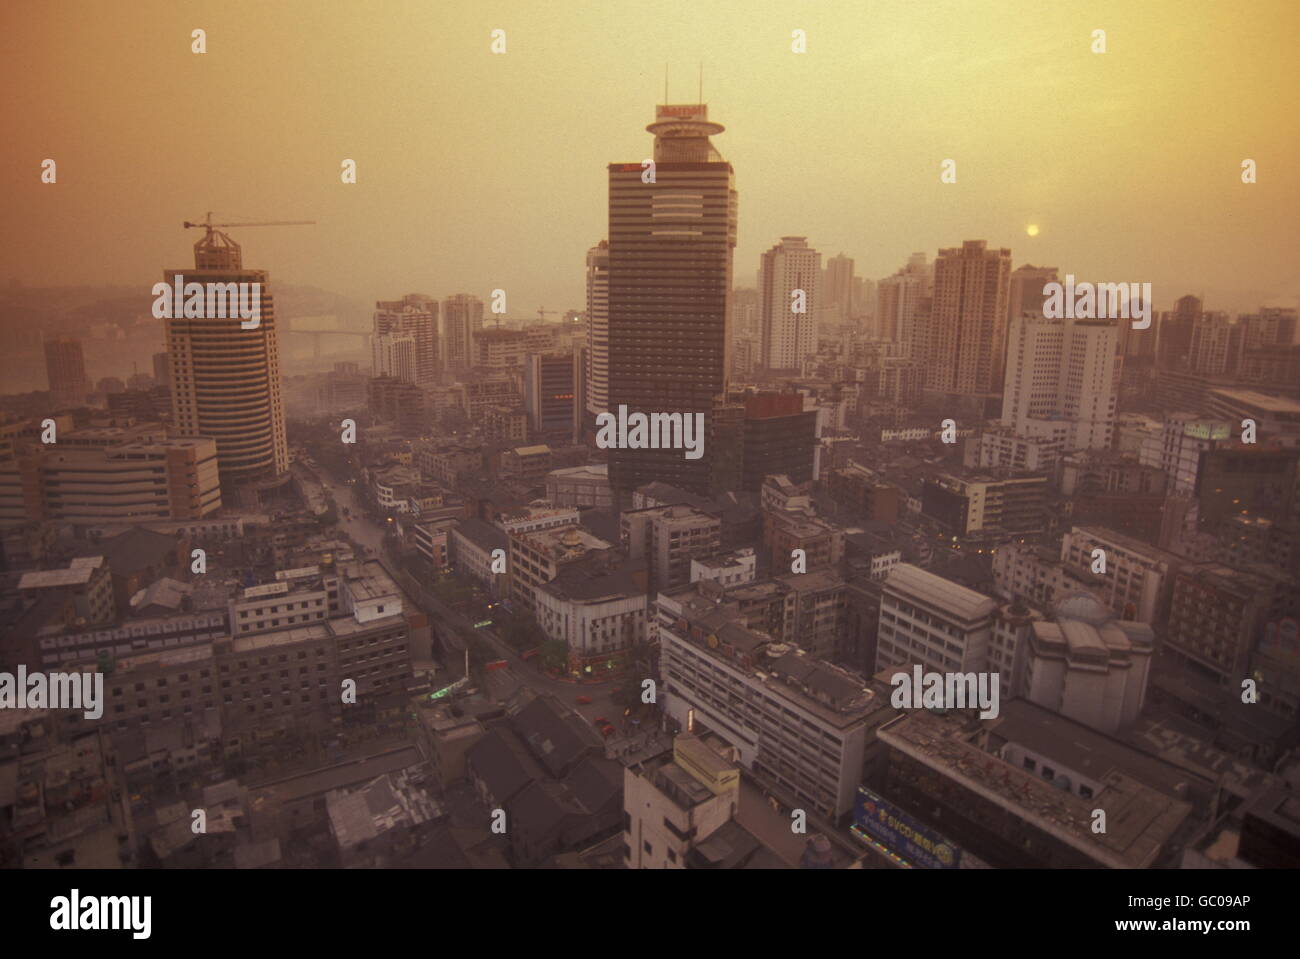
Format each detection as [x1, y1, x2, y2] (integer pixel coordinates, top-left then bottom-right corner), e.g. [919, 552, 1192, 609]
[374, 294, 438, 385]
[1006, 264, 1059, 322]
[1157, 294, 1202, 371]
[1002, 315, 1118, 451]
[164, 228, 288, 500]
[585, 240, 610, 419]
[606, 103, 737, 497]
[441, 294, 484, 370]
[44, 336, 91, 408]
[926, 240, 1012, 398]
[823, 253, 856, 318]
[876, 253, 931, 350]
[758, 236, 820, 372]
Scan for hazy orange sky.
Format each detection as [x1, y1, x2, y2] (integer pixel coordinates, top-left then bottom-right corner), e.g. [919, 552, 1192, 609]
[5, 0, 1297, 316]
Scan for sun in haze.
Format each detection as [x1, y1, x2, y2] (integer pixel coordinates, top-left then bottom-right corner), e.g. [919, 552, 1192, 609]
[1026, 224, 1040, 237]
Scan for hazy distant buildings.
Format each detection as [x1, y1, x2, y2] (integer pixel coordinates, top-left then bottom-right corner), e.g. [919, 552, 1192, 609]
[925, 240, 1012, 401]
[374, 294, 438, 385]
[584, 241, 610, 420]
[44, 337, 90, 408]
[822, 253, 857, 320]
[1006, 264, 1058, 322]
[441, 294, 484, 370]
[151, 351, 170, 385]
[367, 376, 429, 435]
[1187, 311, 1242, 376]
[875, 253, 930, 349]
[1157, 294, 1201, 370]
[472, 328, 527, 370]
[164, 227, 288, 499]
[1242, 306, 1297, 349]
[606, 103, 737, 497]
[731, 287, 759, 338]
[372, 331, 418, 383]
[759, 236, 820, 371]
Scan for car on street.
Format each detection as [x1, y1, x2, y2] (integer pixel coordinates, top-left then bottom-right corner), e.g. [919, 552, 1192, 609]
[594, 716, 609, 726]
[575, 696, 592, 705]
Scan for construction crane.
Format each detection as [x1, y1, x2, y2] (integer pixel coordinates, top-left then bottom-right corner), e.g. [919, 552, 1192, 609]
[536, 308, 562, 323]
[182, 211, 316, 239]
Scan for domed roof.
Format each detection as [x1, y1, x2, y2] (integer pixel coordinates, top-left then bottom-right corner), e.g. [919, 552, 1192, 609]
[1052, 590, 1113, 627]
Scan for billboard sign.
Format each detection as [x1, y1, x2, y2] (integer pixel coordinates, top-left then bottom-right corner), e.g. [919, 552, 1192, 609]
[854, 786, 962, 869]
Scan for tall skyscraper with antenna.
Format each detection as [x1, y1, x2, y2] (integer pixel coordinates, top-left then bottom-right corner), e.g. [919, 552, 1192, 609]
[606, 102, 737, 497]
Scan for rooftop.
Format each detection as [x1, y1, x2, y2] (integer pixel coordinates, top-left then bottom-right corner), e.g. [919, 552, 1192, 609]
[452, 516, 509, 552]
[1210, 388, 1300, 413]
[19, 563, 101, 589]
[879, 704, 1194, 868]
[883, 564, 997, 623]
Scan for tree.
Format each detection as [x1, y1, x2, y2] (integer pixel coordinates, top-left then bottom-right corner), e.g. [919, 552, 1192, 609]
[432, 575, 470, 608]
[539, 639, 568, 673]
[502, 616, 544, 653]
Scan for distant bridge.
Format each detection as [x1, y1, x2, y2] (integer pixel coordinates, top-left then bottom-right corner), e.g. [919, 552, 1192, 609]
[285, 326, 371, 358]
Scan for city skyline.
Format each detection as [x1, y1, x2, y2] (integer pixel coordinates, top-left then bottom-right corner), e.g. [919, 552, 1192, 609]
[4, 0, 1298, 320]
[2, 0, 1298, 899]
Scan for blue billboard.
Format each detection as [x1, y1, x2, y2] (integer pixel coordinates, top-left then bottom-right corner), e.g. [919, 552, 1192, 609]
[853, 786, 962, 869]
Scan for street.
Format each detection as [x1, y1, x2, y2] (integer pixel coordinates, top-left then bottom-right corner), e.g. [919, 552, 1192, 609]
[311, 466, 631, 728]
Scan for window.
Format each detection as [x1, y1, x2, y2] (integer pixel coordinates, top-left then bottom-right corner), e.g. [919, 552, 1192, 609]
[643, 840, 652, 856]
[1022, 757, 1036, 772]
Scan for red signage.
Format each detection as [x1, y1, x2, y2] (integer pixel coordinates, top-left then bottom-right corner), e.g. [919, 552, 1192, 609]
[658, 105, 705, 119]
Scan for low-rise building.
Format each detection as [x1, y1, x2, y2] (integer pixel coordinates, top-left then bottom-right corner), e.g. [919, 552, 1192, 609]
[690, 547, 756, 588]
[921, 472, 1048, 539]
[508, 524, 615, 612]
[762, 509, 844, 573]
[535, 563, 648, 675]
[500, 444, 553, 485]
[876, 701, 1196, 868]
[450, 517, 509, 593]
[875, 564, 996, 675]
[545, 464, 612, 509]
[623, 734, 745, 869]
[622, 504, 721, 593]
